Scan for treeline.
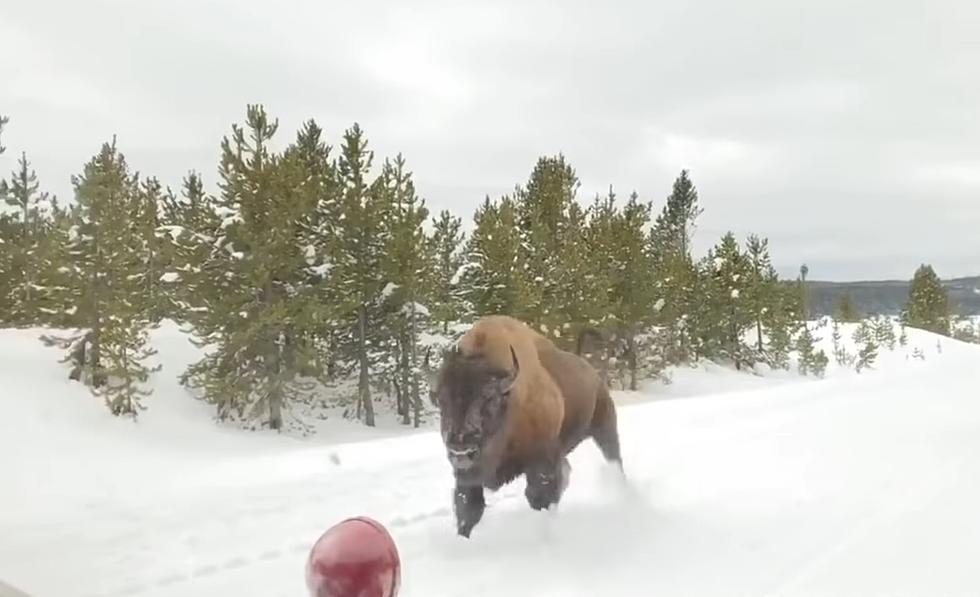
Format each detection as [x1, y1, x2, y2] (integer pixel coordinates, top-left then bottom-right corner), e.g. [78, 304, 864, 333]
[832, 264, 978, 343]
[10, 105, 956, 432]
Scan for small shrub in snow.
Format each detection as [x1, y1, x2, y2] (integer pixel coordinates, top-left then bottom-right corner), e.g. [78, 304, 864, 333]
[852, 319, 879, 373]
[796, 327, 822, 377]
[873, 316, 896, 351]
[831, 320, 855, 368]
[811, 349, 829, 378]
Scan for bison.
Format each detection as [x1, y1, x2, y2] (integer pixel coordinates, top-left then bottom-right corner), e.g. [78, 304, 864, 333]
[428, 315, 624, 538]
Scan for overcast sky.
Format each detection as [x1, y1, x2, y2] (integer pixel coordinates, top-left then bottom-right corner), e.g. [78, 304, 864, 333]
[2, 0, 978, 281]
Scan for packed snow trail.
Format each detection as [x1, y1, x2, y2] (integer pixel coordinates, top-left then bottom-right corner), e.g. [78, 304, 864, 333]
[2, 323, 980, 596]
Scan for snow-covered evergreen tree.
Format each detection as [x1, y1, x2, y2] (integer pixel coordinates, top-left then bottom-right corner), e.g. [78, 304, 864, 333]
[702, 232, 755, 370]
[835, 292, 860, 323]
[873, 315, 897, 350]
[742, 233, 797, 369]
[178, 106, 321, 431]
[0, 113, 7, 155]
[459, 195, 526, 317]
[831, 319, 853, 367]
[552, 198, 601, 349]
[513, 154, 579, 329]
[652, 169, 703, 257]
[44, 139, 158, 416]
[650, 170, 703, 364]
[332, 123, 392, 427]
[134, 176, 171, 322]
[902, 264, 951, 336]
[377, 153, 432, 427]
[1, 151, 54, 325]
[606, 191, 659, 389]
[427, 209, 467, 332]
[795, 326, 828, 377]
[853, 319, 879, 373]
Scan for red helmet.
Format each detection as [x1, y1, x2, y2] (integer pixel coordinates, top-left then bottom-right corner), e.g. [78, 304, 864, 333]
[305, 516, 401, 597]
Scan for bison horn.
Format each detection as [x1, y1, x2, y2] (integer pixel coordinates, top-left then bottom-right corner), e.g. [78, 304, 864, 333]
[504, 344, 521, 393]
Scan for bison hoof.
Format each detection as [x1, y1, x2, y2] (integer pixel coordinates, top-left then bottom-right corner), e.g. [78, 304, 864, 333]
[525, 482, 559, 511]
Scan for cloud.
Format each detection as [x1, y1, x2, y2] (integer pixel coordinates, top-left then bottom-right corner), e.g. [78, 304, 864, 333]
[912, 162, 980, 188]
[1, 0, 978, 281]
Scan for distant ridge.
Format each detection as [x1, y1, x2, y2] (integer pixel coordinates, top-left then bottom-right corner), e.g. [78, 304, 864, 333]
[806, 275, 980, 316]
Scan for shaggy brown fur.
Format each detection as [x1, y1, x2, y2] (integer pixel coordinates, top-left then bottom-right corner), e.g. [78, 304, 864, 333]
[430, 315, 624, 537]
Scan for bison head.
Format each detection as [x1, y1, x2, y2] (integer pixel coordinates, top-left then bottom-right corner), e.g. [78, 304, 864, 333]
[429, 344, 520, 483]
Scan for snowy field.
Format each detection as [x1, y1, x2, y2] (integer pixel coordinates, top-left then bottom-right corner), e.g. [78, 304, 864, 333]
[2, 320, 980, 597]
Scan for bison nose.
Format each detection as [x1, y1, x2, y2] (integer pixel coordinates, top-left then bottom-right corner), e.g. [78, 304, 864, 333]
[447, 445, 479, 469]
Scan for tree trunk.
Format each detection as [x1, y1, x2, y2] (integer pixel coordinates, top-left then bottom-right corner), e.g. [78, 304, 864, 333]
[268, 338, 283, 431]
[358, 304, 375, 427]
[731, 305, 741, 371]
[22, 200, 32, 314]
[626, 332, 638, 391]
[399, 329, 411, 425]
[756, 319, 764, 352]
[90, 328, 106, 387]
[409, 302, 422, 428]
[392, 375, 403, 419]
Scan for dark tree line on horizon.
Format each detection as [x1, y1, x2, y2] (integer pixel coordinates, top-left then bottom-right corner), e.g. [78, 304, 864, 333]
[0, 108, 970, 432]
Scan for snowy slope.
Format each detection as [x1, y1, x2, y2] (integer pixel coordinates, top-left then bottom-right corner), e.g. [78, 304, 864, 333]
[2, 321, 980, 597]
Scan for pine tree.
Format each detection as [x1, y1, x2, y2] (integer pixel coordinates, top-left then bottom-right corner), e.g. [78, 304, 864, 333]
[37, 201, 80, 327]
[427, 209, 467, 332]
[606, 191, 659, 389]
[284, 119, 343, 386]
[459, 195, 526, 317]
[579, 189, 620, 375]
[2, 151, 53, 325]
[853, 319, 879, 373]
[812, 346, 830, 377]
[743, 233, 795, 368]
[831, 319, 854, 367]
[795, 325, 828, 377]
[652, 169, 703, 257]
[0, 113, 8, 155]
[796, 326, 816, 376]
[377, 153, 431, 427]
[873, 315, 896, 350]
[703, 232, 755, 370]
[650, 170, 703, 364]
[158, 171, 222, 326]
[44, 139, 158, 416]
[513, 154, 579, 328]
[834, 292, 860, 323]
[179, 106, 321, 431]
[135, 176, 170, 322]
[333, 123, 391, 427]
[762, 282, 799, 370]
[0, 114, 10, 314]
[551, 198, 602, 348]
[0, 215, 15, 320]
[902, 264, 951, 336]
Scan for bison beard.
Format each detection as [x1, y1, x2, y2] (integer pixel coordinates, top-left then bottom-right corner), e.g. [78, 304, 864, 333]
[429, 315, 624, 538]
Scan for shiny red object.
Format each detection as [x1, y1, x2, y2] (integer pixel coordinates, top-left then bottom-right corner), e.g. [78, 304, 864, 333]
[305, 516, 401, 597]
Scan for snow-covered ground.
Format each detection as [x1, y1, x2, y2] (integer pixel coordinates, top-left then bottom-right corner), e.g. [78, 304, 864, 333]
[2, 320, 980, 597]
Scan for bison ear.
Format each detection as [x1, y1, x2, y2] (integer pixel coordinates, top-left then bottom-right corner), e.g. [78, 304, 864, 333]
[509, 345, 520, 375]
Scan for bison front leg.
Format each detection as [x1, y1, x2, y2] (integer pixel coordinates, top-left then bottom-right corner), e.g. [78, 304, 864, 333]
[524, 445, 569, 511]
[453, 481, 486, 538]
